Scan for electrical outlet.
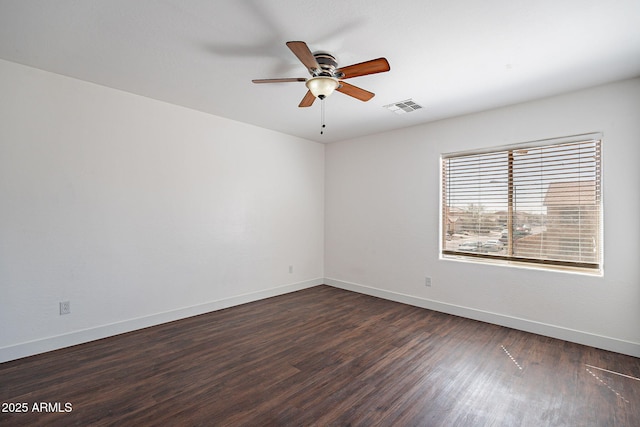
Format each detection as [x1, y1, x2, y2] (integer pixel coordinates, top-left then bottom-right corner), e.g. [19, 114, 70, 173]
[59, 301, 70, 315]
[289, 265, 293, 274]
[425, 277, 432, 287]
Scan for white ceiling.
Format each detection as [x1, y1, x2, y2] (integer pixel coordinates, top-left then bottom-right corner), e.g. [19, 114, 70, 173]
[1, 0, 639, 143]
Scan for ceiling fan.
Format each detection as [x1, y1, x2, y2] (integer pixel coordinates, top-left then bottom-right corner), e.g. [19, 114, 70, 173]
[252, 41, 390, 107]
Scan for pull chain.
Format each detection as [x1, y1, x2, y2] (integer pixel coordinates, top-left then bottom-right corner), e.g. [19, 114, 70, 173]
[320, 98, 326, 135]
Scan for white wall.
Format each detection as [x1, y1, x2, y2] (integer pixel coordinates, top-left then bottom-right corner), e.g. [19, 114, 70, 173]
[0, 59, 325, 362]
[2, 58, 638, 362]
[325, 78, 640, 357]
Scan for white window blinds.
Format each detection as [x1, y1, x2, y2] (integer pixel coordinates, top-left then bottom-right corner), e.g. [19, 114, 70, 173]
[442, 135, 602, 270]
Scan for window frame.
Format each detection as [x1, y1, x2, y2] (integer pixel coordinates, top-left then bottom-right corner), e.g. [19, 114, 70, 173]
[440, 133, 603, 274]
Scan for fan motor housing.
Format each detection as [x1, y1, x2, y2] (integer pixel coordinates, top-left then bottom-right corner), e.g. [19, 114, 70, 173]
[313, 51, 339, 77]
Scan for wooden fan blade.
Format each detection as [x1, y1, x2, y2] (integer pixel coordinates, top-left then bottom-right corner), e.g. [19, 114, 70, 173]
[252, 78, 307, 83]
[286, 41, 320, 73]
[298, 90, 316, 107]
[337, 58, 390, 79]
[336, 81, 375, 102]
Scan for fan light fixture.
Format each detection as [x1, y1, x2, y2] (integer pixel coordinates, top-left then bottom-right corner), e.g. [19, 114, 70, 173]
[305, 76, 339, 99]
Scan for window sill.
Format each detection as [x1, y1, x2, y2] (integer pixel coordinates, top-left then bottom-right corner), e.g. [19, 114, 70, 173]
[440, 253, 603, 276]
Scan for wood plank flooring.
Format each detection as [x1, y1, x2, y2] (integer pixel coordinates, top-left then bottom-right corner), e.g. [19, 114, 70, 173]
[1, 285, 639, 426]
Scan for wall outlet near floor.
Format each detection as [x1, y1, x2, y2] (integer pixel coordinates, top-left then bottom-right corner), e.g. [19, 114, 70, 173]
[425, 277, 432, 287]
[289, 265, 293, 274]
[59, 301, 71, 315]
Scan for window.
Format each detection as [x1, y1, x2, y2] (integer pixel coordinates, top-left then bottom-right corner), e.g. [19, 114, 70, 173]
[441, 134, 602, 272]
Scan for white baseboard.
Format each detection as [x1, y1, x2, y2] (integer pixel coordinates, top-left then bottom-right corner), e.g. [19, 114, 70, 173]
[0, 278, 323, 364]
[4, 277, 638, 363]
[324, 278, 640, 358]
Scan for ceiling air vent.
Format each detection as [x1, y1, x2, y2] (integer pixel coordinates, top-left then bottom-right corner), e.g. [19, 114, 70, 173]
[383, 99, 423, 114]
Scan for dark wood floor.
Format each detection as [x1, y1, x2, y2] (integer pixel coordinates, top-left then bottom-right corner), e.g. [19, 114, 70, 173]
[1, 285, 639, 426]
